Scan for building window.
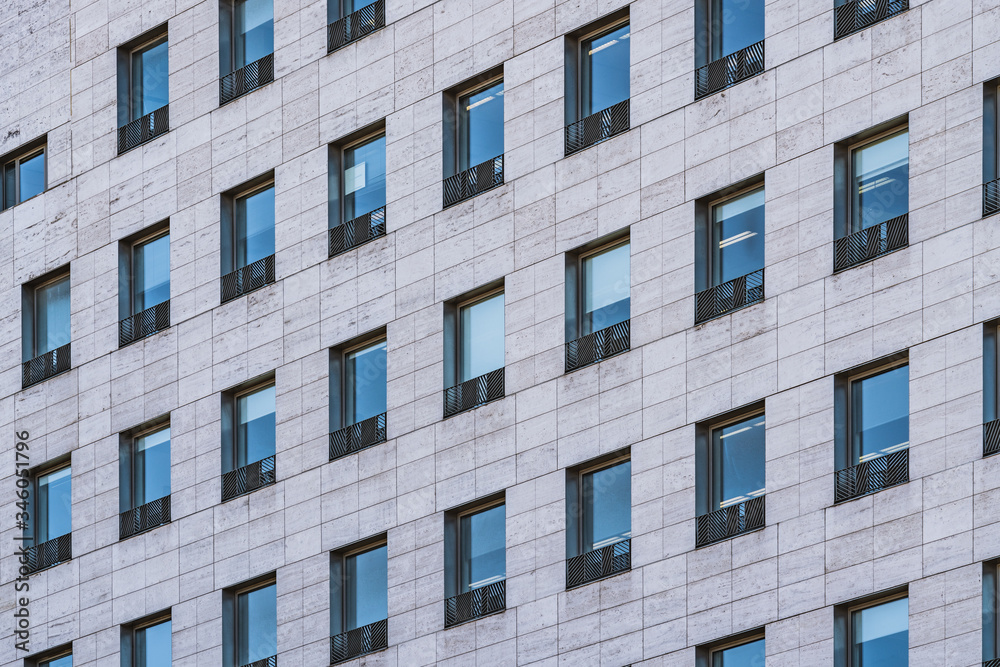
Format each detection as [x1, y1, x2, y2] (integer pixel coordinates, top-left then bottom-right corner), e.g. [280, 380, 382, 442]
[443, 288, 505, 417]
[443, 73, 504, 208]
[984, 80, 1000, 217]
[219, 0, 274, 104]
[985, 322, 1000, 457]
[984, 560, 1000, 663]
[327, 0, 385, 52]
[329, 128, 387, 256]
[222, 380, 277, 502]
[119, 227, 170, 346]
[835, 593, 908, 667]
[565, 237, 631, 371]
[2, 139, 45, 210]
[696, 632, 765, 667]
[117, 29, 169, 154]
[224, 578, 277, 667]
[22, 271, 71, 388]
[834, 358, 909, 503]
[330, 539, 388, 663]
[834, 0, 909, 41]
[695, 0, 765, 99]
[695, 184, 765, 324]
[221, 179, 275, 303]
[566, 453, 631, 589]
[25, 462, 72, 574]
[27, 646, 72, 667]
[122, 614, 171, 667]
[119, 423, 171, 540]
[444, 498, 506, 627]
[565, 12, 630, 155]
[329, 334, 388, 460]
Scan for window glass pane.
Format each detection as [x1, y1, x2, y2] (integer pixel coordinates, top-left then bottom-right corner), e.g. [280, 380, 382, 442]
[459, 293, 504, 382]
[582, 460, 631, 552]
[136, 619, 171, 667]
[582, 23, 630, 116]
[852, 130, 908, 231]
[131, 38, 169, 119]
[346, 545, 387, 630]
[713, 638, 765, 667]
[238, 583, 277, 664]
[37, 466, 71, 542]
[343, 0, 378, 12]
[712, 188, 765, 285]
[4, 162, 15, 209]
[458, 81, 504, 171]
[582, 243, 630, 335]
[19, 150, 45, 203]
[852, 597, 908, 666]
[34, 275, 70, 356]
[459, 504, 505, 591]
[852, 366, 909, 464]
[235, 186, 275, 268]
[343, 135, 386, 221]
[345, 340, 387, 425]
[237, 385, 276, 467]
[134, 427, 171, 506]
[133, 233, 170, 313]
[710, 0, 765, 60]
[235, 0, 273, 67]
[41, 656, 72, 667]
[712, 414, 766, 509]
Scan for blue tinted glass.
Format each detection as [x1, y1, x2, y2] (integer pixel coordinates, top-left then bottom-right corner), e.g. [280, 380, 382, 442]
[714, 638, 765, 667]
[852, 130, 908, 231]
[346, 340, 387, 425]
[238, 385, 276, 466]
[460, 504, 505, 591]
[713, 414, 765, 509]
[852, 366, 909, 463]
[459, 293, 504, 382]
[582, 460, 631, 552]
[135, 427, 171, 506]
[235, 0, 273, 67]
[343, 135, 386, 220]
[19, 150, 45, 202]
[38, 466, 71, 542]
[713, 188, 765, 285]
[459, 81, 504, 170]
[582, 24, 630, 116]
[34, 275, 70, 356]
[41, 656, 72, 667]
[710, 0, 765, 59]
[238, 583, 277, 664]
[853, 598, 908, 667]
[582, 242, 630, 334]
[137, 619, 171, 667]
[133, 233, 170, 312]
[346, 545, 387, 630]
[236, 186, 275, 268]
[131, 38, 169, 119]
[343, 0, 378, 13]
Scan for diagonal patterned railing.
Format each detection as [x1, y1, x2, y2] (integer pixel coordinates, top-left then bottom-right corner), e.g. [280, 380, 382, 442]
[220, 53, 274, 105]
[833, 214, 908, 272]
[834, 0, 908, 40]
[119, 495, 171, 540]
[119, 300, 170, 347]
[985, 177, 1000, 218]
[565, 99, 630, 156]
[329, 206, 386, 257]
[118, 105, 169, 155]
[221, 254, 275, 303]
[22, 343, 71, 389]
[240, 657, 276, 667]
[329, 412, 387, 461]
[983, 659, 1000, 667]
[566, 538, 631, 589]
[565, 319, 630, 372]
[24, 533, 72, 574]
[328, 0, 385, 52]
[444, 579, 505, 628]
[985, 419, 1000, 457]
[330, 618, 388, 664]
[222, 455, 276, 502]
[695, 495, 765, 548]
[443, 368, 505, 418]
[695, 40, 765, 100]
[443, 155, 504, 208]
[834, 449, 909, 503]
[695, 268, 764, 324]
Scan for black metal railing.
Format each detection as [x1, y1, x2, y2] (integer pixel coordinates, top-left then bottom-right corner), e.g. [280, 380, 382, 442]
[330, 412, 387, 461]
[834, 449, 909, 503]
[22, 343, 71, 389]
[118, 104, 169, 155]
[695, 268, 765, 324]
[833, 214, 908, 272]
[222, 455, 276, 502]
[985, 178, 1000, 218]
[985, 419, 1000, 457]
[328, 0, 385, 52]
[834, 0, 908, 40]
[443, 368, 505, 418]
[119, 300, 170, 347]
[329, 206, 386, 257]
[565, 320, 630, 372]
[331, 618, 388, 664]
[24, 533, 72, 574]
[444, 579, 505, 628]
[221, 254, 275, 303]
[695, 40, 765, 100]
[695, 495, 765, 548]
[119, 495, 171, 540]
[984, 660, 1000, 667]
[565, 99, 630, 156]
[443, 155, 504, 208]
[220, 53, 274, 105]
[241, 657, 277, 667]
[566, 539, 631, 589]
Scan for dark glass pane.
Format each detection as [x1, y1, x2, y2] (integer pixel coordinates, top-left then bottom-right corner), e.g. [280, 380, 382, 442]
[235, 0, 273, 67]
[136, 619, 172, 667]
[458, 81, 504, 171]
[851, 366, 909, 464]
[237, 385, 276, 467]
[581, 242, 630, 335]
[713, 638, 765, 667]
[345, 340, 387, 425]
[131, 38, 169, 119]
[459, 293, 504, 382]
[19, 150, 45, 202]
[346, 545, 387, 630]
[135, 427, 171, 506]
[235, 186, 275, 268]
[582, 23, 630, 116]
[852, 130, 909, 231]
[34, 275, 70, 356]
[238, 583, 277, 664]
[41, 656, 72, 667]
[3, 162, 15, 209]
[712, 414, 766, 509]
[343, 135, 386, 220]
[852, 598, 908, 667]
[582, 460, 631, 552]
[712, 188, 765, 285]
[37, 466, 71, 542]
[133, 233, 170, 312]
[710, 0, 765, 60]
[343, 0, 378, 13]
[459, 504, 505, 591]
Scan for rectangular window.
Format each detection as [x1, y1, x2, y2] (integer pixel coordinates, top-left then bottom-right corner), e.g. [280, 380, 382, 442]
[458, 292, 504, 383]
[581, 241, 630, 336]
[712, 637, 765, 667]
[985, 323, 1000, 456]
[35, 465, 72, 543]
[236, 384, 276, 468]
[343, 134, 386, 222]
[129, 36, 169, 121]
[132, 427, 171, 507]
[581, 460, 631, 553]
[850, 129, 909, 232]
[984, 81, 1000, 216]
[985, 561, 1000, 662]
[711, 187, 765, 287]
[234, 184, 275, 270]
[459, 503, 506, 592]
[35, 651, 72, 667]
[580, 22, 630, 117]
[458, 79, 504, 172]
[706, 0, 764, 62]
[30, 275, 71, 359]
[566, 453, 631, 588]
[237, 582, 277, 665]
[850, 365, 909, 465]
[850, 597, 908, 666]
[2, 142, 45, 210]
[345, 340, 387, 426]
[120, 422, 171, 540]
[131, 232, 170, 314]
[345, 544, 387, 630]
[234, 0, 273, 68]
[330, 537, 388, 663]
[330, 334, 388, 460]
[711, 414, 765, 510]
[126, 617, 171, 667]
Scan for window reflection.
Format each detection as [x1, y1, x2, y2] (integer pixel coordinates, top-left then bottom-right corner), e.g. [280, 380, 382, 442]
[34, 275, 71, 357]
[345, 340, 387, 425]
[130, 38, 169, 120]
[582, 23, 630, 116]
[237, 385, 276, 467]
[345, 545, 387, 630]
[582, 242, 630, 335]
[37, 466, 72, 543]
[712, 188, 764, 286]
[134, 427, 171, 507]
[852, 130, 909, 231]
[40, 655, 72, 667]
[712, 637, 765, 667]
[712, 414, 765, 509]
[235, 0, 273, 67]
[235, 185, 275, 268]
[459, 293, 504, 382]
[135, 619, 172, 667]
[237, 583, 277, 664]
[851, 366, 909, 464]
[458, 81, 504, 171]
[709, 0, 765, 61]
[343, 135, 386, 221]
[133, 233, 170, 313]
[582, 460, 631, 552]
[459, 504, 505, 591]
[852, 597, 908, 666]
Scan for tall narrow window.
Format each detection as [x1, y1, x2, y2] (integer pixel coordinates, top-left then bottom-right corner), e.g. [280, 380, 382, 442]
[696, 0, 765, 99]
[565, 14, 630, 155]
[331, 540, 388, 664]
[26, 463, 72, 574]
[709, 637, 765, 667]
[2, 142, 45, 209]
[983, 80, 1000, 217]
[23, 272, 72, 388]
[330, 336, 388, 460]
[222, 181, 275, 303]
[445, 500, 506, 627]
[32, 649, 73, 667]
[850, 597, 908, 666]
[124, 615, 172, 667]
[444, 74, 504, 208]
[117, 30, 169, 154]
[220, 0, 274, 104]
[327, 0, 385, 52]
[120, 425, 171, 540]
[444, 289, 505, 417]
[985, 322, 1000, 457]
[129, 37, 169, 121]
[235, 0, 273, 67]
[235, 581, 278, 666]
[566, 455, 631, 588]
[984, 561, 1000, 663]
[120, 229, 170, 346]
[330, 131, 387, 256]
[222, 381, 277, 502]
[565, 237, 630, 372]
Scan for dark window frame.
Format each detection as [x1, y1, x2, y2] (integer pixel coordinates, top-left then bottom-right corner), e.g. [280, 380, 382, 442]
[576, 19, 630, 120]
[695, 176, 766, 293]
[222, 573, 278, 667]
[221, 172, 275, 278]
[695, 402, 766, 516]
[985, 80, 1000, 188]
[565, 232, 631, 341]
[443, 493, 506, 601]
[25, 644, 73, 667]
[694, 0, 765, 67]
[233, 378, 276, 470]
[1, 135, 47, 211]
[443, 282, 505, 391]
[834, 354, 909, 472]
[116, 26, 169, 127]
[694, 627, 766, 667]
[833, 588, 908, 667]
[563, 8, 630, 129]
[121, 610, 171, 667]
[219, 0, 274, 75]
[986, 321, 999, 425]
[26, 457, 72, 547]
[119, 416, 171, 515]
[330, 534, 388, 637]
[119, 221, 170, 320]
[442, 70, 504, 177]
[332, 126, 387, 226]
[22, 268, 71, 363]
[985, 559, 1000, 662]
[565, 448, 631, 561]
[329, 329, 387, 432]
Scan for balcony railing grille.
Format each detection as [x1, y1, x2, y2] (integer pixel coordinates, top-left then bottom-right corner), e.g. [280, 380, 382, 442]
[695, 268, 764, 325]
[985, 178, 1000, 218]
[328, 0, 385, 52]
[221, 254, 275, 303]
[984, 660, 1000, 667]
[695, 40, 765, 100]
[330, 412, 387, 461]
[329, 206, 386, 257]
[443, 368, 505, 418]
[240, 657, 276, 667]
[220, 53, 274, 105]
[222, 455, 276, 502]
[118, 104, 169, 154]
[985, 419, 1000, 457]
[695, 495, 765, 548]
[566, 538, 631, 589]
[443, 155, 504, 208]
[565, 319, 630, 372]
[119, 300, 170, 347]
[24, 533, 72, 574]
[444, 579, 505, 628]
[834, 449, 909, 503]
[22, 343, 71, 389]
[119, 495, 171, 540]
[833, 214, 908, 272]
[565, 99, 630, 156]
[331, 618, 388, 664]
[834, 0, 908, 40]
